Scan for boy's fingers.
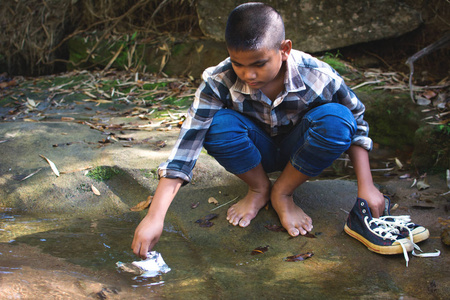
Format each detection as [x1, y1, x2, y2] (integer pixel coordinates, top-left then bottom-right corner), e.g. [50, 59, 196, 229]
[140, 242, 151, 259]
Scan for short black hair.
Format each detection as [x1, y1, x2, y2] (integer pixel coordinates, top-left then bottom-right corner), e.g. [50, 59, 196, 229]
[225, 2, 285, 51]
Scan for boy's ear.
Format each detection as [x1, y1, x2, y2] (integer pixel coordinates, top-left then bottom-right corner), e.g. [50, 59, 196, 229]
[280, 40, 292, 61]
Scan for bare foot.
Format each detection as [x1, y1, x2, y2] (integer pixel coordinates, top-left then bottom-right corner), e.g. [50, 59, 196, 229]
[227, 188, 270, 227]
[271, 193, 313, 236]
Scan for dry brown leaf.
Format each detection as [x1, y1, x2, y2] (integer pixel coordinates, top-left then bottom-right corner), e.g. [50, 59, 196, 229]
[39, 154, 60, 177]
[91, 184, 101, 196]
[438, 217, 450, 227]
[60, 166, 93, 174]
[130, 195, 153, 211]
[394, 157, 403, 169]
[208, 197, 219, 205]
[61, 117, 75, 121]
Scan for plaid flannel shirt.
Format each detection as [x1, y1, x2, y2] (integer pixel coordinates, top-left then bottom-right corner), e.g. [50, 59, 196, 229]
[158, 50, 372, 183]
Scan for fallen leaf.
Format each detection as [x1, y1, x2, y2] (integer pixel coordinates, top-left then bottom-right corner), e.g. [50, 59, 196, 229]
[440, 228, 450, 246]
[446, 169, 450, 189]
[39, 155, 60, 177]
[204, 213, 218, 221]
[191, 202, 200, 209]
[130, 195, 153, 211]
[417, 180, 430, 190]
[289, 232, 317, 239]
[438, 217, 450, 227]
[198, 220, 214, 227]
[13, 168, 42, 181]
[60, 166, 93, 174]
[0, 79, 17, 89]
[411, 204, 436, 210]
[399, 174, 411, 179]
[304, 232, 317, 238]
[195, 213, 218, 227]
[156, 140, 166, 148]
[264, 224, 287, 232]
[251, 245, 269, 255]
[91, 184, 101, 196]
[284, 252, 314, 262]
[61, 117, 75, 121]
[422, 90, 437, 99]
[394, 157, 404, 169]
[208, 197, 219, 205]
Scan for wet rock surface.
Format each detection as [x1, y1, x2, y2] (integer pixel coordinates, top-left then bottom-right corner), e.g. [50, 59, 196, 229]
[1, 76, 449, 299]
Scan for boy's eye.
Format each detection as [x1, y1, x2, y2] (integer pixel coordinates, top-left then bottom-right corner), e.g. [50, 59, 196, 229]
[255, 63, 266, 67]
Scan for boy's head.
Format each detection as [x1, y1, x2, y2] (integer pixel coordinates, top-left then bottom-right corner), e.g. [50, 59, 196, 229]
[225, 3, 291, 91]
[225, 2, 285, 51]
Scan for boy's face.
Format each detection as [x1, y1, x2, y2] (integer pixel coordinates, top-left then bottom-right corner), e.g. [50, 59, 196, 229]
[228, 40, 291, 90]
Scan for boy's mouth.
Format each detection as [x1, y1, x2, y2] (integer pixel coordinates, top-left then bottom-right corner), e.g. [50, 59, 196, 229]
[247, 81, 260, 87]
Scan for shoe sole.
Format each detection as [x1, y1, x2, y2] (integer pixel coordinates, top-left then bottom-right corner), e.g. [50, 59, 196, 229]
[344, 224, 414, 255]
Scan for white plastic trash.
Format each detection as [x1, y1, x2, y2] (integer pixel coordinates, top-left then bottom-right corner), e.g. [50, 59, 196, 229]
[116, 251, 171, 278]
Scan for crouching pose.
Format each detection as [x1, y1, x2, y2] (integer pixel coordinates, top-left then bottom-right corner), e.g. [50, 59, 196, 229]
[132, 2, 428, 263]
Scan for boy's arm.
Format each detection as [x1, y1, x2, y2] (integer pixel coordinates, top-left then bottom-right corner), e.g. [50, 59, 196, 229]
[131, 177, 183, 259]
[347, 145, 385, 217]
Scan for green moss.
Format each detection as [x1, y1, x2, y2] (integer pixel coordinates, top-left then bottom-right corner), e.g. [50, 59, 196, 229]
[412, 125, 450, 172]
[142, 82, 167, 90]
[161, 96, 193, 107]
[357, 88, 421, 150]
[87, 166, 122, 181]
[321, 51, 349, 75]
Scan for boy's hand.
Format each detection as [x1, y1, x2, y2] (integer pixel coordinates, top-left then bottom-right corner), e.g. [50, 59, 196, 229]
[132, 215, 164, 259]
[130, 177, 183, 258]
[358, 184, 385, 218]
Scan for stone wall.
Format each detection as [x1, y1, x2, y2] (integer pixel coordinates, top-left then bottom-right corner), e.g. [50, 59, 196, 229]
[197, 0, 422, 53]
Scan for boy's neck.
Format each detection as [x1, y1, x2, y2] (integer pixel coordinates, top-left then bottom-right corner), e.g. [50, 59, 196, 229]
[261, 62, 286, 102]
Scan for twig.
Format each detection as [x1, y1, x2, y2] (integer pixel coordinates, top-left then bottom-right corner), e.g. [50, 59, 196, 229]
[103, 44, 124, 72]
[405, 33, 450, 103]
[351, 80, 383, 90]
[210, 196, 239, 211]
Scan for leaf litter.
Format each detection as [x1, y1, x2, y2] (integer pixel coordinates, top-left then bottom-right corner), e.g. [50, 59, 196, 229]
[39, 154, 60, 177]
[251, 245, 269, 255]
[284, 252, 314, 262]
[195, 213, 218, 227]
[130, 195, 153, 211]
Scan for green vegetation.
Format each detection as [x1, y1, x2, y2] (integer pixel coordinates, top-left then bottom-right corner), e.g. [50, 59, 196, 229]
[436, 124, 450, 135]
[321, 51, 349, 75]
[87, 166, 122, 181]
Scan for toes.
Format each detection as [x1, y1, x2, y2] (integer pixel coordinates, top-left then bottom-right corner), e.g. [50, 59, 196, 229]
[239, 217, 250, 227]
[288, 227, 300, 237]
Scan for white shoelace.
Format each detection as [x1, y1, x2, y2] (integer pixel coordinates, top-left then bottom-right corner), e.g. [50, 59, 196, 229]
[364, 216, 411, 266]
[378, 215, 440, 258]
[366, 215, 441, 266]
[377, 215, 421, 251]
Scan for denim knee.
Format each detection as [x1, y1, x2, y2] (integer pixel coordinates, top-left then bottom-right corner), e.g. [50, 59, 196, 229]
[204, 110, 262, 174]
[290, 103, 357, 176]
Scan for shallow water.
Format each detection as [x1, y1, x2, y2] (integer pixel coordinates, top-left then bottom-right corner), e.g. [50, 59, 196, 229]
[1, 163, 449, 299]
[0, 208, 220, 299]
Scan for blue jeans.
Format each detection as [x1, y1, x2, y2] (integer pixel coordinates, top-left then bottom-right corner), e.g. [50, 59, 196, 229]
[203, 103, 357, 177]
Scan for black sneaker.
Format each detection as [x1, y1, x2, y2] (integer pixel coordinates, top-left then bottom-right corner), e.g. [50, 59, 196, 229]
[344, 197, 413, 261]
[381, 195, 430, 244]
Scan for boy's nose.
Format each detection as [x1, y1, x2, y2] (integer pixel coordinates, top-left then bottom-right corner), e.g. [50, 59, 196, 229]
[244, 69, 257, 81]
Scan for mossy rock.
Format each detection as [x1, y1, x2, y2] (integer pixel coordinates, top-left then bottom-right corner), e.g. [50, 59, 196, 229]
[411, 125, 450, 172]
[66, 34, 228, 78]
[357, 88, 421, 151]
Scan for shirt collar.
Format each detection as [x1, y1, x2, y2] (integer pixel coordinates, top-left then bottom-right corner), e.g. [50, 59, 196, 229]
[284, 53, 306, 93]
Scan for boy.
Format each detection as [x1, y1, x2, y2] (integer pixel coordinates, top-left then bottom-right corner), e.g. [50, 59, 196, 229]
[132, 2, 428, 261]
